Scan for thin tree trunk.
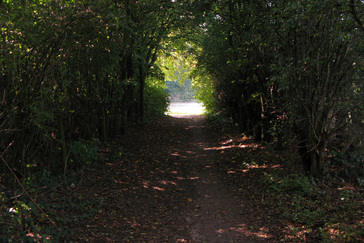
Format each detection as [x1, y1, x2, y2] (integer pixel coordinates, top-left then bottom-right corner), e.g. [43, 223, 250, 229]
[138, 64, 146, 123]
[59, 118, 68, 176]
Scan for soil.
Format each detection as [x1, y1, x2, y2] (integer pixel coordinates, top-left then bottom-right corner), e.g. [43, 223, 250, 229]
[71, 115, 282, 242]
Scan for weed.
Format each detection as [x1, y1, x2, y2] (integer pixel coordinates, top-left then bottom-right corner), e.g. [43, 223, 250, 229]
[205, 112, 233, 127]
[0, 145, 103, 242]
[0, 190, 101, 241]
[70, 138, 100, 168]
[329, 150, 364, 183]
[264, 169, 363, 241]
[276, 174, 313, 196]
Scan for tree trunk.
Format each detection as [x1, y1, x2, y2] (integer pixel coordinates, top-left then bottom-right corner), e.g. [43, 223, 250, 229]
[138, 64, 146, 123]
[120, 98, 128, 135]
[298, 132, 327, 178]
[101, 104, 107, 143]
[59, 118, 68, 176]
[307, 148, 326, 178]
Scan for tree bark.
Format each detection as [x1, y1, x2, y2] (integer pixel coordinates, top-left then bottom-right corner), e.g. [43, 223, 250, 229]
[138, 63, 146, 123]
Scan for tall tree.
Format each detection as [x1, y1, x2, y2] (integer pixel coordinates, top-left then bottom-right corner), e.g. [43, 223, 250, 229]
[193, 0, 276, 139]
[270, 0, 363, 176]
[0, 0, 183, 180]
[121, 0, 181, 122]
[192, 0, 363, 177]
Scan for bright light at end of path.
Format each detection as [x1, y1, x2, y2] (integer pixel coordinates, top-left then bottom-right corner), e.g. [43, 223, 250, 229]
[166, 100, 205, 116]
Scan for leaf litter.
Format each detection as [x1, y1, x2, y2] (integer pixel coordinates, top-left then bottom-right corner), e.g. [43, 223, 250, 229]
[69, 115, 363, 242]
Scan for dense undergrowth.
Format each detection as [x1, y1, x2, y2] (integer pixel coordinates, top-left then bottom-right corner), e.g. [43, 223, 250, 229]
[264, 169, 363, 241]
[1, 174, 100, 241]
[0, 85, 169, 241]
[0, 138, 105, 242]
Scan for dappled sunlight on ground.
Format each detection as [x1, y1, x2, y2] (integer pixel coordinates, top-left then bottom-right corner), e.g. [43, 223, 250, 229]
[100, 118, 287, 241]
[216, 224, 273, 240]
[204, 144, 257, 150]
[204, 136, 261, 151]
[70, 114, 363, 242]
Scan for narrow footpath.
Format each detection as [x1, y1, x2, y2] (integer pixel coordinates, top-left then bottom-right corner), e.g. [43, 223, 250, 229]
[181, 115, 253, 242]
[72, 115, 271, 242]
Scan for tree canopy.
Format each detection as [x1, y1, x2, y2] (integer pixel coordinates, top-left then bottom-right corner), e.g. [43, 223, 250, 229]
[0, 0, 188, 177]
[1, 0, 363, 241]
[190, 0, 364, 177]
[1, 0, 363, 187]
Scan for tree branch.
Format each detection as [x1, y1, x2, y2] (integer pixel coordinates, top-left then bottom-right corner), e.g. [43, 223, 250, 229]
[350, 0, 364, 33]
[0, 155, 60, 231]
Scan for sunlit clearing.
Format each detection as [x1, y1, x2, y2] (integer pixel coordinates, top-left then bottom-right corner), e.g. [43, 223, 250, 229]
[166, 100, 205, 116]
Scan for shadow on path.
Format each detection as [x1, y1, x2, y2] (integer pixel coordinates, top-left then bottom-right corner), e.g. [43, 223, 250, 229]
[72, 115, 268, 242]
[180, 115, 254, 242]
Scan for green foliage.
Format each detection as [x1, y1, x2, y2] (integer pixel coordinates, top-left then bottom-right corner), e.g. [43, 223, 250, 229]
[283, 194, 325, 226]
[192, 75, 216, 113]
[0, 173, 102, 241]
[269, 0, 364, 176]
[0, 0, 184, 186]
[24, 169, 54, 191]
[1, 0, 362, 239]
[205, 112, 233, 127]
[329, 150, 364, 183]
[272, 174, 313, 196]
[0, 1, 185, 240]
[191, 0, 364, 175]
[0, 199, 53, 242]
[264, 169, 363, 241]
[70, 139, 100, 168]
[145, 84, 170, 118]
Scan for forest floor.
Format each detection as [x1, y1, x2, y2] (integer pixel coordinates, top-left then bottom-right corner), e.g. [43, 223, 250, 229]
[68, 114, 363, 242]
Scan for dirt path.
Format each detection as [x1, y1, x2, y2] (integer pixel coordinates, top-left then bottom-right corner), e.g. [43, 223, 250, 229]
[181, 115, 251, 242]
[72, 115, 264, 242]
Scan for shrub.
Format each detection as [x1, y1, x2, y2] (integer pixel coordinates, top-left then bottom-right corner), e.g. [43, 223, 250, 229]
[205, 112, 233, 127]
[329, 150, 364, 183]
[145, 84, 170, 118]
[70, 138, 100, 168]
[274, 174, 313, 196]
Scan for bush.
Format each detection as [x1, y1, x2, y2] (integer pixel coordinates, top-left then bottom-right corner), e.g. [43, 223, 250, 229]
[205, 112, 233, 127]
[0, 171, 101, 241]
[70, 138, 100, 168]
[264, 169, 363, 241]
[329, 150, 364, 183]
[272, 174, 313, 196]
[145, 84, 170, 118]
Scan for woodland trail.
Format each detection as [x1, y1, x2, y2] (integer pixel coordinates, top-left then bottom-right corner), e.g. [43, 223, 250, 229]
[179, 115, 253, 242]
[72, 115, 270, 242]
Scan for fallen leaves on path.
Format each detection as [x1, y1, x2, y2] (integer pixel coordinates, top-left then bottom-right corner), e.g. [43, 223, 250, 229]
[69, 115, 363, 242]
